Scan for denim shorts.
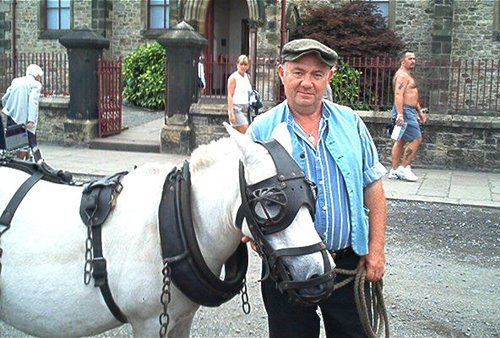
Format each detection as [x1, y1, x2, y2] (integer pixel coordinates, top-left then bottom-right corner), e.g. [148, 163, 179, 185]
[391, 105, 422, 142]
[231, 104, 249, 127]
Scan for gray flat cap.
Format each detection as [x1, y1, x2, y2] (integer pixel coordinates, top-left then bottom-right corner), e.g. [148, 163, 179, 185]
[281, 39, 338, 67]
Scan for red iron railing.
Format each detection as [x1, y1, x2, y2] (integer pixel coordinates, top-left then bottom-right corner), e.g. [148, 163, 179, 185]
[201, 55, 499, 115]
[0, 52, 69, 96]
[97, 57, 122, 137]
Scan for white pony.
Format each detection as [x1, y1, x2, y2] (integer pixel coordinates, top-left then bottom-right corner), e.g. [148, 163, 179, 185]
[0, 124, 334, 337]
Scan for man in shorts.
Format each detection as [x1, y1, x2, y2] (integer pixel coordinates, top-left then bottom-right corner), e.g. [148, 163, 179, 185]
[388, 51, 428, 181]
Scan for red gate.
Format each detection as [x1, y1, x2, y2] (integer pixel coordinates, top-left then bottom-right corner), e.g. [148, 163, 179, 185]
[97, 57, 122, 137]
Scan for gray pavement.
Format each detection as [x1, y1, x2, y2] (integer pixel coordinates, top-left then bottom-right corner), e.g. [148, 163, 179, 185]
[35, 142, 500, 209]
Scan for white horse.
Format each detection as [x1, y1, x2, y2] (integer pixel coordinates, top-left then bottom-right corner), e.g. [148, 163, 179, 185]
[0, 124, 334, 337]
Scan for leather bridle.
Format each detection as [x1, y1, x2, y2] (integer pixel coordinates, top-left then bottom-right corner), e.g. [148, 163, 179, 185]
[235, 139, 335, 306]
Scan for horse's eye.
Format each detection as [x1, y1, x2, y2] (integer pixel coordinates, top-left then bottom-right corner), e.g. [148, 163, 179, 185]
[249, 188, 287, 226]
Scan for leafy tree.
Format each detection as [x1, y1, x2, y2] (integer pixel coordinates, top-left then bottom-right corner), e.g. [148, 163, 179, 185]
[123, 42, 166, 109]
[293, 2, 404, 57]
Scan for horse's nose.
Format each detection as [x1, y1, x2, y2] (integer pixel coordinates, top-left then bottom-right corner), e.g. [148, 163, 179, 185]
[299, 274, 328, 298]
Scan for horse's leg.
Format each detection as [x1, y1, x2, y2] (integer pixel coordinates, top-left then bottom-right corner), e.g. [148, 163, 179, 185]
[167, 311, 196, 338]
[129, 313, 195, 338]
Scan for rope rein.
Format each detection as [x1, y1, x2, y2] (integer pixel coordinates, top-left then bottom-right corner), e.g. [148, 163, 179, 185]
[334, 267, 390, 338]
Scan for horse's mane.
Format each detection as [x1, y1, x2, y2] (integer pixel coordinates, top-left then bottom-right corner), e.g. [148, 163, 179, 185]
[130, 137, 239, 177]
[189, 137, 240, 173]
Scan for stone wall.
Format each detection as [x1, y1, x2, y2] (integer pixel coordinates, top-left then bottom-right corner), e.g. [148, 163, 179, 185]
[452, 1, 500, 60]
[0, 1, 10, 53]
[360, 111, 499, 172]
[107, 1, 146, 59]
[36, 96, 69, 144]
[14, 1, 65, 53]
[189, 103, 228, 146]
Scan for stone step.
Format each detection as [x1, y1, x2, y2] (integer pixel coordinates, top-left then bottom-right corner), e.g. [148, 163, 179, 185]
[89, 138, 160, 153]
[89, 118, 163, 153]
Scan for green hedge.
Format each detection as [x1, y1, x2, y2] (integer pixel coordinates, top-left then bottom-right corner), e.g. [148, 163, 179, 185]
[123, 42, 166, 109]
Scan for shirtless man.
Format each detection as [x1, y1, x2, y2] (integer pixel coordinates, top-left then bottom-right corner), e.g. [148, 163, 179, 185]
[388, 51, 428, 181]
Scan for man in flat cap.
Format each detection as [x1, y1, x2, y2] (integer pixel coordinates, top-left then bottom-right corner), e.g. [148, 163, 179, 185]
[246, 38, 387, 337]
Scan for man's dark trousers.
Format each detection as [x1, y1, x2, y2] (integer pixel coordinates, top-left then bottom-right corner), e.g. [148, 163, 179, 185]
[0, 116, 5, 149]
[261, 249, 370, 338]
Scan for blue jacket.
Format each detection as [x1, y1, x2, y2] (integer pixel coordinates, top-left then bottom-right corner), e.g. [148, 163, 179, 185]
[247, 100, 386, 255]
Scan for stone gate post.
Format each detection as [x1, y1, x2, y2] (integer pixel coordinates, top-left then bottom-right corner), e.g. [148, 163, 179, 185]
[59, 26, 109, 144]
[157, 21, 207, 154]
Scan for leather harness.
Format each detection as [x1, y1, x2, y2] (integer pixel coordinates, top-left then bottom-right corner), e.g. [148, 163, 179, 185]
[235, 140, 335, 307]
[79, 171, 129, 323]
[158, 161, 248, 306]
[0, 158, 73, 236]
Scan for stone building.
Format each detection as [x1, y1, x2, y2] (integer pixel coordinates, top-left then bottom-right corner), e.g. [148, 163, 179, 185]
[2, 0, 498, 65]
[0, 0, 498, 170]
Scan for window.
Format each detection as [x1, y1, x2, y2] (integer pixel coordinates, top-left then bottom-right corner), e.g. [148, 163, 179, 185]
[357, 0, 394, 28]
[45, 0, 71, 30]
[149, 0, 170, 30]
[366, 0, 389, 18]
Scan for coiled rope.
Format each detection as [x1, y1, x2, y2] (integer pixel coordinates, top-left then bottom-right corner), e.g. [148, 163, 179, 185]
[334, 267, 390, 338]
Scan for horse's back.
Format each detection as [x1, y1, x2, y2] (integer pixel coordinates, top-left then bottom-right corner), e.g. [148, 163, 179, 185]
[0, 166, 166, 336]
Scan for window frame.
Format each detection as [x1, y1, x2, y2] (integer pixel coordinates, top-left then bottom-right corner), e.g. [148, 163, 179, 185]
[356, 0, 395, 29]
[45, 0, 71, 31]
[40, 0, 72, 40]
[148, 0, 170, 31]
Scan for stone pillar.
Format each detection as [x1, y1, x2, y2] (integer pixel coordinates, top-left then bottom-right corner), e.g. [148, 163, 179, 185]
[429, 0, 454, 113]
[59, 26, 109, 144]
[157, 21, 207, 154]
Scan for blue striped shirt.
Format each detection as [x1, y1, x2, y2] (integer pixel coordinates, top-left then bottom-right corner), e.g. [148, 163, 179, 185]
[288, 110, 351, 250]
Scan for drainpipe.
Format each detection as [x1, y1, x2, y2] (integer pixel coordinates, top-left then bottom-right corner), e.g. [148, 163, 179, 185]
[12, 0, 17, 77]
[103, 0, 107, 38]
[280, 0, 287, 51]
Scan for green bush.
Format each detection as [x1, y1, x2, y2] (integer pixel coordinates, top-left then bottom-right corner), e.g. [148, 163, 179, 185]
[123, 42, 166, 109]
[330, 63, 369, 110]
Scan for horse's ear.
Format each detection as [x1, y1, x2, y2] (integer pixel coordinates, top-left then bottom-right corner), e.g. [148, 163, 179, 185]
[223, 122, 260, 159]
[271, 122, 293, 155]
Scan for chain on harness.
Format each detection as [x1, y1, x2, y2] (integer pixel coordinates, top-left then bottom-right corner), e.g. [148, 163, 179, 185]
[158, 260, 251, 338]
[83, 209, 97, 285]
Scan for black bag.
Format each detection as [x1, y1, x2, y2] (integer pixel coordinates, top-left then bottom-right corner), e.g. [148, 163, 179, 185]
[197, 77, 204, 88]
[249, 89, 263, 110]
[384, 118, 396, 138]
[5, 124, 29, 150]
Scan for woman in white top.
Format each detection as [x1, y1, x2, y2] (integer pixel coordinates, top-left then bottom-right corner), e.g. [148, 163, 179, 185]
[227, 55, 252, 133]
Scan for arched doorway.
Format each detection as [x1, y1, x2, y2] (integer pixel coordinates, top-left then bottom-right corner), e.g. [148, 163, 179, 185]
[184, 0, 264, 97]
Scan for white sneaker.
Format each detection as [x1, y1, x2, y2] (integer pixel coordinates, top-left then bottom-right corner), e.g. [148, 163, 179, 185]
[387, 168, 399, 179]
[396, 165, 418, 182]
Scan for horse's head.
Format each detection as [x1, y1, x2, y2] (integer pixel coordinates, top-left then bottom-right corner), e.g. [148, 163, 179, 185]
[224, 123, 336, 306]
